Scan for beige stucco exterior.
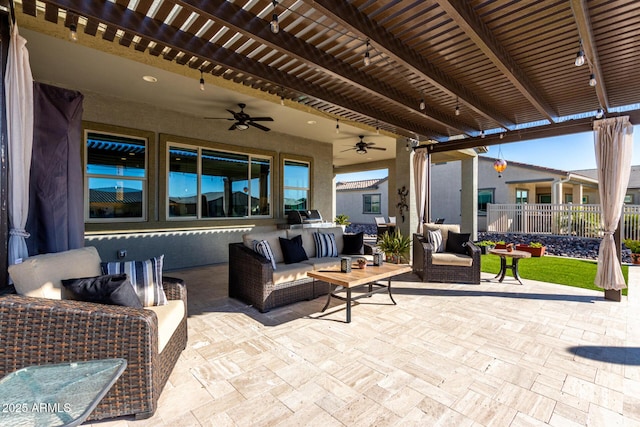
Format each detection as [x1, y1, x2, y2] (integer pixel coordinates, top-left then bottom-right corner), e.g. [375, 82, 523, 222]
[81, 91, 335, 269]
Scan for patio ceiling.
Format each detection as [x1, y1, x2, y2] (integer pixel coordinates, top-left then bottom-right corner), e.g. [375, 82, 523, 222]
[8, 0, 640, 159]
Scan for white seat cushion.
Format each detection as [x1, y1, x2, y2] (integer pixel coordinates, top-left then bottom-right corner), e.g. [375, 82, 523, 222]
[145, 300, 185, 354]
[243, 230, 287, 264]
[8, 247, 102, 299]
[424, 223, 460, 251]
[431, 253, 473, 267]
[272, 263, 314, 285]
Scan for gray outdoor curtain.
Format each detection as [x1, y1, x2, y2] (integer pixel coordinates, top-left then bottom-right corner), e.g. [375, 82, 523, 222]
[413, 147, 428, 233]
[594, 116, 633, 291]
[5, 22, 33, 265]
[26, 83, 84, 255]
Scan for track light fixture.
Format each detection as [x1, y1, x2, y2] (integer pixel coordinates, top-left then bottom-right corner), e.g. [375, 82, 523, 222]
[589, 74, 597, 87]
[596, 108, 604, 119]
[280, 95, 285, 106]
[69, 23, 78, 42]
[480, 130, 485, 138]
[376, 125, 380, 135]
[363, 39, 371, 66]
[419, 98, 425, 110]
[270, 1, 279, 34]
[335, 119, 340, 134]
[199, 70, 205, 91]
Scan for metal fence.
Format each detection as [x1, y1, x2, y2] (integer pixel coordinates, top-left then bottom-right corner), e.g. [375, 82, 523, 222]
[487, 203, 640, 240]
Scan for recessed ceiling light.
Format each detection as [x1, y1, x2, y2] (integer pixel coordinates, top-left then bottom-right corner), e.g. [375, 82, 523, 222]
[142, 75, 158, 83]
[306, 120, 317, 125]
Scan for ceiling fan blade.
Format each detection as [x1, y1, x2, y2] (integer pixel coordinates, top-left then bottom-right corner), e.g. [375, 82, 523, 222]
[368, 147, 387, 150]
[204, 117, 233, 120]
[248, 121, 271, 132]
[228, 123, 237, 131]
[340, 148, 355, 152]
[248, 117, 274, 122]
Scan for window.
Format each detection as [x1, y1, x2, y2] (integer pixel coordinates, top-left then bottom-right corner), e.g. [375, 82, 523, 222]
[625, 194, 633, 204]
[565, 194, 573, 203]
[168, 145, 271, 219]
[86, 131, 147, 221]
[363, 194, 381, 214]
[478, 189, 494, 215]
[516, 189, 529, 204]
[283, 160, 310, 213]
[538, 194, 551, 203]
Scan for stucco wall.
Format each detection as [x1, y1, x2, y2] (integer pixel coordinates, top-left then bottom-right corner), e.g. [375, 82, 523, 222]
[336, 179, 389, 224]
[80, 91, 334, 269]
[431, 157, 601, 232]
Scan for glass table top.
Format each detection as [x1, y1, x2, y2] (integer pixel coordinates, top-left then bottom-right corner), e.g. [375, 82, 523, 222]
[0, 358, 127, 427]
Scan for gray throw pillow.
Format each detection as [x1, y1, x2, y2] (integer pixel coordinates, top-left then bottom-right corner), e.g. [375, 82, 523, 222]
[62, 274, 143, 308]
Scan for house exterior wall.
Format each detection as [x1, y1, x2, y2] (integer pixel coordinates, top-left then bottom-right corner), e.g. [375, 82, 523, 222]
[336, 179, 389, 224]
[431, 157, 601, 232]
[80, 91, 334, 269]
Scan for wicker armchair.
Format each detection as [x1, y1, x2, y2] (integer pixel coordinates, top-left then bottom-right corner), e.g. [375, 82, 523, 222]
[413, 224, 481, 284]
[0, 276, 188, 421]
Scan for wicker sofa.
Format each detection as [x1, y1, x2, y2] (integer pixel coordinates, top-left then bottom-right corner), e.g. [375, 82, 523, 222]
[229, 226, 372, 312]
[0, 247, 188, 421]
[413, 223, 481, 284]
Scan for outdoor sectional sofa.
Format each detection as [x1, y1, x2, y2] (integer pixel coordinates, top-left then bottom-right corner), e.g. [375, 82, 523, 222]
[0, 247, 187, 421]
[229, 226, 372, 312]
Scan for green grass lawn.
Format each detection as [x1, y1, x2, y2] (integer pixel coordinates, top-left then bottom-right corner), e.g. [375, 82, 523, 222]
[481, 254, 629, 296]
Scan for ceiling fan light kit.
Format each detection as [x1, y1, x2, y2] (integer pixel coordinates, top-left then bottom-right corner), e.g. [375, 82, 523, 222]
[205, 103, 274, 132]
[341, 135, 387, 155]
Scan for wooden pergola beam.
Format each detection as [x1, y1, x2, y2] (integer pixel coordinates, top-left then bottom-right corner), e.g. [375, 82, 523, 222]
[570, 0, 610, 111]
[436, 0, 558, 123]
[307, 0, 515, 129]
[176, 0, 474, 138]
[426, 110, 640, 153]
[45, 0, 436, 137]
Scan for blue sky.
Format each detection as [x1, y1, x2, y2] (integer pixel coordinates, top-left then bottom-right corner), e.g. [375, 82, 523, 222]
[337, 125, 640, 181]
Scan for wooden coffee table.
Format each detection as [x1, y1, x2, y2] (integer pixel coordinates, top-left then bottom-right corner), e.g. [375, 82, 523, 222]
[489, 248, 531, 285]
[307, 263, 412, 323]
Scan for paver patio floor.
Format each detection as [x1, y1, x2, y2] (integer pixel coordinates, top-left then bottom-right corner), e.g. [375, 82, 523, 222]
[89, 265, 640, 427]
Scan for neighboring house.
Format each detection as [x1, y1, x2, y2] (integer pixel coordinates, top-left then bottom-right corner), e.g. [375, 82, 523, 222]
[431, 157, 602, 232]
[571, 165, 640, 205]
[336, 160, 640, 234]
[336, 177, 389, 225]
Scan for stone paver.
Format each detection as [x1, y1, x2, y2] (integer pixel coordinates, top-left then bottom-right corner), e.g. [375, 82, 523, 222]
[88, 264, 640, 426]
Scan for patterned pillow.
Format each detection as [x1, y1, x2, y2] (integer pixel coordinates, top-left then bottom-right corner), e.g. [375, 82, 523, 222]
[253, 239, 277, 270]
[427, 229, 444, 253]
[313, 232, 338, 257]
[101, 255, 167, 306]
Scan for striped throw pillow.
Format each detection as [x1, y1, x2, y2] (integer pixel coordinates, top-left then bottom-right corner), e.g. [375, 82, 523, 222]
[101, 255, 167, 306]
[313, 232, 338, 258]
[427, 229, 444, 253]
[253, 239, 277, 270]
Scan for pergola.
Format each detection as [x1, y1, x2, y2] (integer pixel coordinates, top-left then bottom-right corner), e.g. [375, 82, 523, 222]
[5, 0, 640, 148]
[1, 1, 638, 295]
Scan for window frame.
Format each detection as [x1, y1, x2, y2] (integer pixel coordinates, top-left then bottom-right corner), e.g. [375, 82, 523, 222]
[281, 157, 312, 216]
[516, 188, 529, 204]
[477, 188, 495, 216]
[83, 128, 150, 223]
[362, 193, 382, 214]
[166, 142, 273, 220]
